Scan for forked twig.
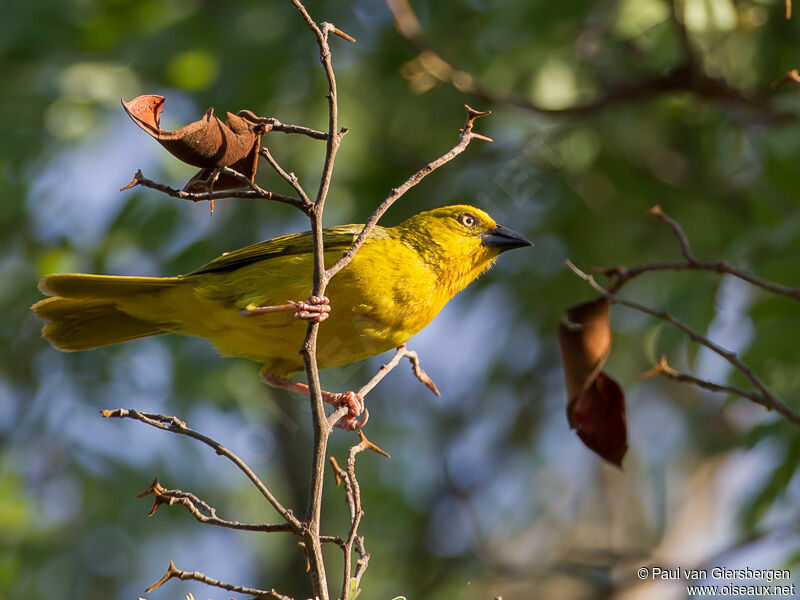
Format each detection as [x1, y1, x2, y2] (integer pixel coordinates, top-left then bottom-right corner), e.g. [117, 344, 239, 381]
[146, 560, 291, 600]
[327, 105, 492, 279]
[120, 169, 311, 212]
[329, 431, 387, 600]
[137, 477, 294, 533]
[565, 261, 800, 425]
[101, 409, 304, 530]
[599, 206, 800, 299]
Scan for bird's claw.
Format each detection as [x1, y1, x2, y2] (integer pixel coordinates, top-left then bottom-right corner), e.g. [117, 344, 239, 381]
[292, 295, 331, 323]
[328, 390, 368, 430]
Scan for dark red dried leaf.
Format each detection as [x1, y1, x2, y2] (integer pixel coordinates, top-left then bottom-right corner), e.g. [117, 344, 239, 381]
[182, 141, 260, 193]
[568, 371, 627, 467]
[121, 94, 263, 176]
[558, 297, 628, 466]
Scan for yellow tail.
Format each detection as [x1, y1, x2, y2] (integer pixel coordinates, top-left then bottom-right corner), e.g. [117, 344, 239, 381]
[32, 273, 182, 351]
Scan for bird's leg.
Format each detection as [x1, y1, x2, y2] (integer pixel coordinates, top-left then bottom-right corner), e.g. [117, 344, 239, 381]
[259, 368, 367, 430]
[239, 295, 331, 323]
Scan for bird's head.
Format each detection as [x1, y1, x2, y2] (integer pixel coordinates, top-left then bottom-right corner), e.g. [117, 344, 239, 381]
[397, 204, 532, 295]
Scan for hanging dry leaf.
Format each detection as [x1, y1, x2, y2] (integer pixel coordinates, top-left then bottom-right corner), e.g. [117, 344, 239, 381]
[121, 94, 264, 192]
[558, 297, 627, 466]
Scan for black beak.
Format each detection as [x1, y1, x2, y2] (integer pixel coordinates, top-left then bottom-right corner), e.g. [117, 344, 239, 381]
[481, 224, 533, 251]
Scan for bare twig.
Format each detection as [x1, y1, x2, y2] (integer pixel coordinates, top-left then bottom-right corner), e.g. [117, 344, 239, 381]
[146, 560, 292, 600]
[329, 431, 386, 600]
[565, 261, 800, 425]
[101, 409, 304, 531]
[259, 147, 312, 205]
[639, 356, 768, 406]
[326, 105, 492, 279]
[598, 206, 800, 299]
[120, 169, 311, 213]
[137, 477, 294, 533]
[357, 344, 440, 398]
[237, 111, 329, 140]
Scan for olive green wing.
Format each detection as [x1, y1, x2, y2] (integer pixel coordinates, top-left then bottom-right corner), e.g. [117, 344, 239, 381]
[188, 224, 366, 275]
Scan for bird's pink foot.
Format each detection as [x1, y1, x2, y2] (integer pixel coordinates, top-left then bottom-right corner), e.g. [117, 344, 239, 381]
[259, 369, 367, 430]
[324, 390, 368, 430]
[291, 295, 331, 323]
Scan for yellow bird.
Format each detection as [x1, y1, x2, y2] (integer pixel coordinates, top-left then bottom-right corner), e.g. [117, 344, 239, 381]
[32, 205, 531, 428]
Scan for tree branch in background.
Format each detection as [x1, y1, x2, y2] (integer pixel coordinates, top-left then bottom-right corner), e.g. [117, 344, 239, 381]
[385, 0, 794, 123]
[597, 205, 800, 300]
[565, 261, 800, 425]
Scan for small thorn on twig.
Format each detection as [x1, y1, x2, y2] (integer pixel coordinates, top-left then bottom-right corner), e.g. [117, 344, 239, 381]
[638, 356, 674, 380]
[771, 69, 800, 88]
[332, 28, 356, 43]
[471, 132, 494, 142]
[136, 477, 171, 517]
[297, 542, 311, 572]
[329, 456, 343, 486]
[645, 204, 664, 217]
[120, 169, 145, 192]
[462, 105, 493, 142]
[145, 560, 180, 593]
[137, 477, 164, 498]
[358, 430, 391, 458]
[464, 104, 491, 119]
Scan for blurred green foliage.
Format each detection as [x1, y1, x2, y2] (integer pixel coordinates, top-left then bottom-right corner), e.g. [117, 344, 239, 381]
[3, 0, 800, 599]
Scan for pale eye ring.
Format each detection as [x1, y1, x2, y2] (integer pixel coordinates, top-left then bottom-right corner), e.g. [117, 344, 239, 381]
[459, 213, 476, 227]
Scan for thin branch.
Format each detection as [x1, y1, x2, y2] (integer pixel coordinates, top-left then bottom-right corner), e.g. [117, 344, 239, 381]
[287, 4, 354, 599]
[667, 0, 696, 62]
[101, 409, 304, 531]
[385, 0, 793, 123]
[357, 344, 440, 398]
[329, 431, 385, 600]
[137, 477, 294, 533]
[326, 105, 492, 280]
[259, 147, 312, 205]
[146, 560, 292, 600]
[120, 169, 311, 213]
[565, 261, 800, 425]
[639, 356, 769, 406]
[237, 111, 329, 140]
[599, 205, 800, 299]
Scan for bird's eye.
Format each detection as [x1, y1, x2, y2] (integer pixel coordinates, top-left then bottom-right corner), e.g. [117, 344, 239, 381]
[459, 214, 476, 227]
